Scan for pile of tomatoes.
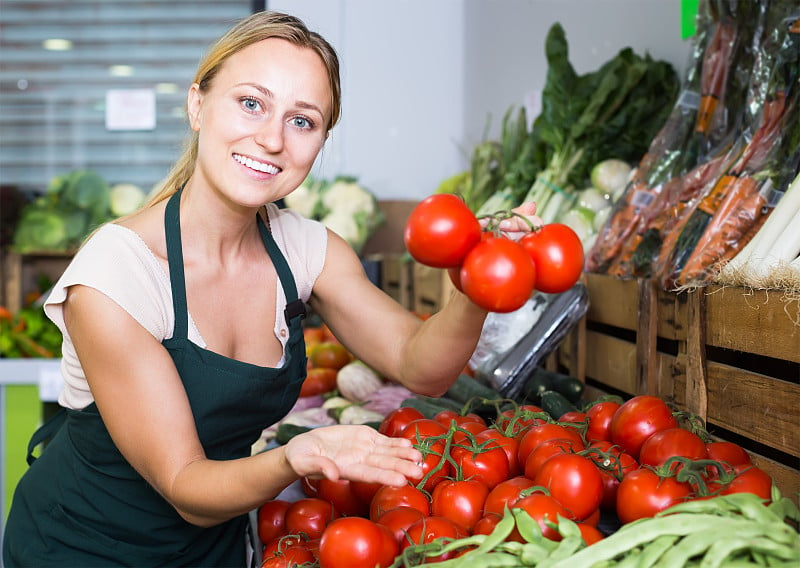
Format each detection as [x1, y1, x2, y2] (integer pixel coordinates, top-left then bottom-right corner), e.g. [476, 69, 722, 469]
[257, 394, 774, 568]
[403, 194, 585, 313]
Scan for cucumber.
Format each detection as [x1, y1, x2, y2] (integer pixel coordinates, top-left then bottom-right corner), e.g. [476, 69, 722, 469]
[401, 397, 456, 419]
[275, 423, 312, 445]
[521, 367, 584, 404]
[540, 390, 579, 420]
[446, 374, 503, 404]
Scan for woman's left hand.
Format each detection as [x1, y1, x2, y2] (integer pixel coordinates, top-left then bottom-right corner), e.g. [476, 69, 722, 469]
[283, 425, 423, 487]
[480, 201, 542, 238]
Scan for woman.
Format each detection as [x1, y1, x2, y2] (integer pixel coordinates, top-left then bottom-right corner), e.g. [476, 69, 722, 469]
[3, 11, 537, 567]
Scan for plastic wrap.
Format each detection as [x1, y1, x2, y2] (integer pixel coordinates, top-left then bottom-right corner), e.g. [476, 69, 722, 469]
[479, 284, 589, 400]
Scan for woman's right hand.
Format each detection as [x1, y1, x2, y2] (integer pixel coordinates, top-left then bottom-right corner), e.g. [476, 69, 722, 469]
[283, 425, 423, 487]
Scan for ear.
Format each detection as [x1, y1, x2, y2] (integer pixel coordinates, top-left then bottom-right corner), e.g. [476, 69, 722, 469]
[187, 83, 203, 132]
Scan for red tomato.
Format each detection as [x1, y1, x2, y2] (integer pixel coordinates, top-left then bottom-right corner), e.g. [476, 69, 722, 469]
[452, 421, 489, 446]
[369, 483, 431, 521]
[577, 523, 605, 546]
[450, 439, 510, 489]
[404, 194, 482, 268]
[319, 516, 398, 568]
[400, 418, 448, 443]
[300, 476, 319, 497]
[609, 395, 678, 459]
[431, 478, 490, 532]
[517, 423, 585, 467]
[582, 506, 601, 527]
[587, 440, 638, 511]
[720, 465, 773, 502]
[284, 498, 339, 540]
[433, 409, 486, 429]
[299, 367, 338, 397]
[473, 512, 503, 535]
[257, 499, 291, 545]
[559, 411, 587, 425]
[407, 439, 451, 492]
[532, 453, 604, 520]
[616, 468, 691, 524]
[350, 480, 382, 505]
[379, 407, 425, 438]
[376, 506, 426, 546]
[519, 223, 584, 294]
[483, 476, 537, 517]
[315, 478, 370, 518]
[523, 437, 578, 480]
[585, 401, 621, 443]
[511, 493, 570, 541]
[477, 429, 522, 477]
[460, 236, 537, 313]
[402, 517, 467, 562]
[261, 535, 307, 560]
[705, 441, 751, 475]
[638, 427, 707, 470]
[262, 545, 316, 568]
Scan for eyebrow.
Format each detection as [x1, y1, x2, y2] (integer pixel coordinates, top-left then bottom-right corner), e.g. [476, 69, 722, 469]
[239, 82, 325, 118]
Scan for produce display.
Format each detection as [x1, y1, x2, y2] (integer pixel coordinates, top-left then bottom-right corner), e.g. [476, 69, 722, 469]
[255, 324, 799, 568]
[0, 277, 62, 358]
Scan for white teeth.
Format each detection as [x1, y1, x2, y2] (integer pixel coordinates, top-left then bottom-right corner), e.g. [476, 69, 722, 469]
[234, 154, 279, 174]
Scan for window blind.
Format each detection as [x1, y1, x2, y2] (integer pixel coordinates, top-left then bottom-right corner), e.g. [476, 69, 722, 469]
[0, 0, 252, 193]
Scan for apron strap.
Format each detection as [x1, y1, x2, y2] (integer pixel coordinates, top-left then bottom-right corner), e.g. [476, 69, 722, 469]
[26, 407, 67, 465]
[164, 189, 189, 339]
[256, 212, 306, 327]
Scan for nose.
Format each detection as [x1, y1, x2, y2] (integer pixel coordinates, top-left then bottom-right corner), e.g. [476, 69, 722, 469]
[254, 115, 284, 153]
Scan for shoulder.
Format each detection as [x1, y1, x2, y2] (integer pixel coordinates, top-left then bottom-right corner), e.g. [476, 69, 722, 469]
[44, 223, 173, 340]
[266, 205, 328, 301]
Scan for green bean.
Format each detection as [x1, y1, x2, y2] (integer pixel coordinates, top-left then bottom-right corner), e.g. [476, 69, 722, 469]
[519, 541, 556, 565]
[549, 515, 765, 568]
[539, 535, 584, 565]
[656, 526, 769, 567]
[511, 507, 546, 544]
[423, 550, 523, 568]
[474, 509, 517, 555]
[700, 536, 800, 568]
[635, 534, 679, 567]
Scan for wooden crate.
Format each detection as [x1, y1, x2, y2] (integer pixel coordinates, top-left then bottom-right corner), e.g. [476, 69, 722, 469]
[1, 251, 73, 313]
[558, 273, 800, 502]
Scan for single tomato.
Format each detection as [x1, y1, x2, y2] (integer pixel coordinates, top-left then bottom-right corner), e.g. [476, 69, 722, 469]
[460, 236, 536, 313]
[318, 516, 398, 568]
[519, 223, 584, 294]
[404, 194, 482, 268]
[609, 395, 678, 459]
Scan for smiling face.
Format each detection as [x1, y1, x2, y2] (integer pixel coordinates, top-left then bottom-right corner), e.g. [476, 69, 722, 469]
[186, 38, 331, 209]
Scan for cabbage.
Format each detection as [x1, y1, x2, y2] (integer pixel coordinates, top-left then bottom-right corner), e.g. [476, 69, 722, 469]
[109, 183, 147, 216]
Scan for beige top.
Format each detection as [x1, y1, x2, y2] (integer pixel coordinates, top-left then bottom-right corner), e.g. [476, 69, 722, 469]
[44, 204, 327, 410]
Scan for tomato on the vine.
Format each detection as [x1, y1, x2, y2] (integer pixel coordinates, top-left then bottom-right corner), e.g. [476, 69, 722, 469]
[262, 544, 316, 568]
[315, 478, 370, 518]
[517, 422, 585, 467]
[402, 517, 467, 562]
[476, 429, 522, 477]
[459, 236, 537, 313]
[638, 427, 707, 470]
[616, 468, 691, 524]
[404, 194, 482, 268]
[483, 476, 537, 516]
[284, 497, 339, 540]
[450, 439, 510, 489]
[609, 395, 678, 459]
[523, 437, 579, 480]
[519, 223, 584, 294]
[369, 483, 430, 521]
[407, 438, 451, 492]
[587, 440, 638, 511]
[511, 493, 570, 541]
[720, 464, 773, 502]
[257, 499, 291, 545]
[577, 523, 605, 546]
[532, 453, 604, 521]
[585, 401, 621, 443]
[431, 478, 490, 533]
[378, 406, 425, 438]
[375, 506, 426, 546]
[705, 441, 750, 475]
[318, 516, 397, 568]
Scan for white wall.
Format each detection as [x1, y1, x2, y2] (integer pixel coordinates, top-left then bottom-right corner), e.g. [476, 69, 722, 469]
[269, 0, 692, 201]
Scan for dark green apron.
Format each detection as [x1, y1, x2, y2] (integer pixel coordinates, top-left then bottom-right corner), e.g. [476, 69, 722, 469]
[3, 190, 308, 567]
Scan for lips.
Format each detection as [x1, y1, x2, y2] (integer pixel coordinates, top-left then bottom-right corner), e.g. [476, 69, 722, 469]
[233, 153, 280, 175]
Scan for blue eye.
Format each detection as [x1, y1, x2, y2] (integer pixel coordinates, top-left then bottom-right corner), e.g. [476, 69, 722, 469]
[241, 97, 261, 112]
[292, 116, 314, 129]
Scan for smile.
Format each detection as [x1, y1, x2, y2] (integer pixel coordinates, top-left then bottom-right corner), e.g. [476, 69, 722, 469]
[233, 154, 280, 174]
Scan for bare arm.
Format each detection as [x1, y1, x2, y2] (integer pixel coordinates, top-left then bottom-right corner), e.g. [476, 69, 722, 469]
[65, 285, 420, 527]
[308, 231, 488, 397]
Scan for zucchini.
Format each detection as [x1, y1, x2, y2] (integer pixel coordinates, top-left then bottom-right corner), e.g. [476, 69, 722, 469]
[275, 423, 312, 445]
[540, 390, 579, 420]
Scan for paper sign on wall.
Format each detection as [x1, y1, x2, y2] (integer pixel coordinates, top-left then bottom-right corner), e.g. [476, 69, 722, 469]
[105, 89, 156, 131]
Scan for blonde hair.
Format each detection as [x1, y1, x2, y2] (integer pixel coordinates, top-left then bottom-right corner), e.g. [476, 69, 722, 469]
[145, 11, 341, 208]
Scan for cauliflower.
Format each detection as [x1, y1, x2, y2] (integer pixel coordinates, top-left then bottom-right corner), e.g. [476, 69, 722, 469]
[319, 179, 377, 216]
[320, 209, 367, 251]
[283, 177, 325, 218]
[109, 183, 147, 216]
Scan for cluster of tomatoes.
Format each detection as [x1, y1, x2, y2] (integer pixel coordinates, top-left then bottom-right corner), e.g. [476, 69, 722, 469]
[257, 394, 773, 568]
[403, 194, 585, 312]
